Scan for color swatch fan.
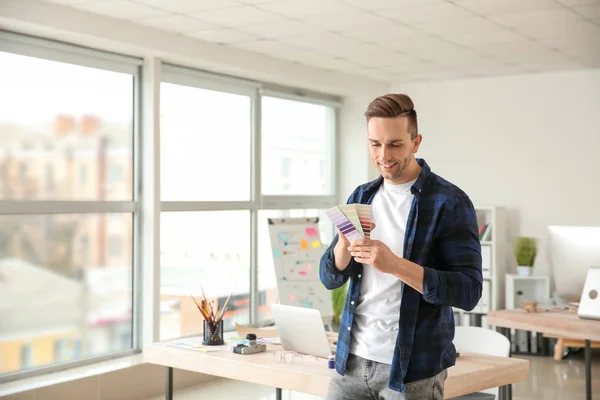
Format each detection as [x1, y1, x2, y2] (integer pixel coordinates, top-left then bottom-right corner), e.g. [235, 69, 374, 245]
[354, 204, 372, 239]
[326, 204, 372, 240]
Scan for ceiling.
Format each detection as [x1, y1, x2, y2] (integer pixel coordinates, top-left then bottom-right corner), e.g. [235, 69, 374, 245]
[40, 0, 600, 84]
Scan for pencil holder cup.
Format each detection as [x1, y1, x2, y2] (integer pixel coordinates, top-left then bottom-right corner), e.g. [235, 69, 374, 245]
[202, 319, 224, 345]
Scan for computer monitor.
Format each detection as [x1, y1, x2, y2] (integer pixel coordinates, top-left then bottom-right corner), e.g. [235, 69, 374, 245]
[548, 225, 600, 302]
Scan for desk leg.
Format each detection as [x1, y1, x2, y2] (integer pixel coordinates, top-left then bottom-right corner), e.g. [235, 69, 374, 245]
[276, 387, 282, 400]
[497, 327, 513, 400]
[586, 340, 591, 400]
[166, 367, 173, 400]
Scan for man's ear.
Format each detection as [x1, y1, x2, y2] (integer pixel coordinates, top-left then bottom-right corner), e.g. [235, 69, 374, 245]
[413, 134, 423, 153]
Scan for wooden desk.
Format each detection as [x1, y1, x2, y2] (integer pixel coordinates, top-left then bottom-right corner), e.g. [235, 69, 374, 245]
[144, 337, 529, 400]
[488, 309, 600, 400]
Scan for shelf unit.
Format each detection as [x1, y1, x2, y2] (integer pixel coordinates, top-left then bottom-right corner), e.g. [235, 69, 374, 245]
[505, 274, 551, 309]
[453, 206, 507, 329]
[505, 274, 553, 356]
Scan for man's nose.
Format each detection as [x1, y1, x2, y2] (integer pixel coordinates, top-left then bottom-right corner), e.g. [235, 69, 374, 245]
[380, 145, 389, 161]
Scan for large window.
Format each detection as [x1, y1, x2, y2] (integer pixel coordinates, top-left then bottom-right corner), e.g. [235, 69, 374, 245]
[159, 70, 255, 340]
[160, 211, 251, 339]
[261, 96, 335, 196]
[159, 67, 339, 340]
[0, 31, 339, 382]
[0, 37, 139, 378]
[160, 83, 251, 201]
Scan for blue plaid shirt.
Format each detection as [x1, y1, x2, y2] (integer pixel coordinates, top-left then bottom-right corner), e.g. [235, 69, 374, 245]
[320, 158, 482, 392]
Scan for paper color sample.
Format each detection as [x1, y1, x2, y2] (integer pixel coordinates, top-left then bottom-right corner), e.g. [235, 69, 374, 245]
[354, 204, 372, 239]
[337, 205, 364, 237]
[325, 206, 364, 242]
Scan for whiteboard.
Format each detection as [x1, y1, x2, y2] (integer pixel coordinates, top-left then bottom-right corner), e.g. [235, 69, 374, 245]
[267, 217, 333, 321]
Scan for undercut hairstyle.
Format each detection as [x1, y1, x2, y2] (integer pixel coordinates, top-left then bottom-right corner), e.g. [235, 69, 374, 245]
[364, 94, 418, 139]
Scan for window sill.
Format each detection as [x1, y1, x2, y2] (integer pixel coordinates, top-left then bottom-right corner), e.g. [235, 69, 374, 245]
[0, 353, 145, 397]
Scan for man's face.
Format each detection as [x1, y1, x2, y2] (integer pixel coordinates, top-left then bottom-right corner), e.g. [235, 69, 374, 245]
[367, 116, 421, 184]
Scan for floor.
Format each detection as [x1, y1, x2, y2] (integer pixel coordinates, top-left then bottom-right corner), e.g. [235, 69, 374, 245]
[146, 350, 600, 400]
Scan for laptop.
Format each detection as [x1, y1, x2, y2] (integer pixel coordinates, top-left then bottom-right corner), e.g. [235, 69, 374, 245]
[578, 266, 600, 320]
[270, 304, 334, 358]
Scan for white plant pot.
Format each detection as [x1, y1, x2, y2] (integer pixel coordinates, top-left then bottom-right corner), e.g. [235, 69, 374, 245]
[517, 266, 533, 277]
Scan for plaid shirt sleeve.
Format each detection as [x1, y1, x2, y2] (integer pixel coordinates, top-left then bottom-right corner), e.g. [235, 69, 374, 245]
[422, 195, 483, 311]
[319, 234, 357, 290]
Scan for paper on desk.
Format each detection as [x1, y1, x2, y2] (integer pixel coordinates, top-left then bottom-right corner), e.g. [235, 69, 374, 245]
[167, 341, 226, 352]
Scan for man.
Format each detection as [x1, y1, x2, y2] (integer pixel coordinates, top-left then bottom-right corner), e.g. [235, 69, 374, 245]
[320, 94, 482, 400]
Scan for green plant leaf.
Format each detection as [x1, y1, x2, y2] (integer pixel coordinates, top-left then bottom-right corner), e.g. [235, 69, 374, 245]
[513, 236, 537, 266]
[331, 281, 348, 324]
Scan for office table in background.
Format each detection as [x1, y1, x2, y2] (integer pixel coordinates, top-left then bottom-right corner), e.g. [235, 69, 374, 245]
[144, 337, 529, 400]
[488, 308, 600, 400]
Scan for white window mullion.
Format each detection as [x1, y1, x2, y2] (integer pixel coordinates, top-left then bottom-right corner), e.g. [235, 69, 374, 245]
[140, 56, 161, 346]
[249, 88, 261, 325]
[0, 201, 137, 214]
[259, 196, 337, 210]
[161, 201, 257, 212]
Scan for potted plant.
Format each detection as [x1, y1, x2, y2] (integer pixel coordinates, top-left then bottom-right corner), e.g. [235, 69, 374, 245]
[514, 236, 537, 276]
[331, 281, 348, 329]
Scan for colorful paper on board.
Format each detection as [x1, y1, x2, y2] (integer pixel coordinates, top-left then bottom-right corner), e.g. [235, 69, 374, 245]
[278, 232, 290, 241]
[305, 227, 318, 236]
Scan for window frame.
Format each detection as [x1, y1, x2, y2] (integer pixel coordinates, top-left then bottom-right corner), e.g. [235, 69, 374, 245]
[158, 66, 340, 326]
[0, 30, 341, 383]
[0, 33, 142, 383]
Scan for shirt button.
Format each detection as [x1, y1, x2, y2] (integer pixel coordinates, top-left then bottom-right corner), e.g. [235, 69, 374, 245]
[351, 301, 355, 305]
[347, 327, 351, 331]
[358, 274, 362, 278]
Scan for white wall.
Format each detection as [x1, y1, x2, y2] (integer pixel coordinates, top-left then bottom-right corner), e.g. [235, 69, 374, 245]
[338, 94, 381, 203]
[390, 69, 600, 285]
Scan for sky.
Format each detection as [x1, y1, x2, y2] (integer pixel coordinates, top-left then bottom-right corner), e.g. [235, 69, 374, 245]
[0, 51, 133, 127]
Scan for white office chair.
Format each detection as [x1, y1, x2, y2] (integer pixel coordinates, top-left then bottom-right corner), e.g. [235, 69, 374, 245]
[452, 326, 511, 400]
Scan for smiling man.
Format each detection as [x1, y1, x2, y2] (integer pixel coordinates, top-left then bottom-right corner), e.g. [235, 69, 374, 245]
[320, 94, 483, 400]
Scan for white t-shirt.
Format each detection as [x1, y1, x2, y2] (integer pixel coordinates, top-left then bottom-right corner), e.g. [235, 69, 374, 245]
[349, 178, 416, 364]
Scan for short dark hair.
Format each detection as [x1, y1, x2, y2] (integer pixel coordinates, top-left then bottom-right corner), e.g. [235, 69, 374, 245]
[364, 94, 418, 139]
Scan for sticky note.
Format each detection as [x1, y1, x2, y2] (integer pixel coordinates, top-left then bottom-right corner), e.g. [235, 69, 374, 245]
[312, 240, 321, 248]
[272, 249, 282, 257]
[306, 227, 318, 236]
[300, 239, 308, 249]
[299, 271, 307, 276]
[288, 294, 296, 301]
[279, 232, 289, 241]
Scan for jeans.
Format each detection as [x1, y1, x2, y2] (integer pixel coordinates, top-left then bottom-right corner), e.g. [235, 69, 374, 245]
[327, 354, 447, 400]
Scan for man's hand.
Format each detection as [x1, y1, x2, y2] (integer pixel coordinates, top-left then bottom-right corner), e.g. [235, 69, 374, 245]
[333, 222, 376, 272]
[332, 229, 352, 271]
[348, 221, 425, 293]
[348, 239, 400, 274]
